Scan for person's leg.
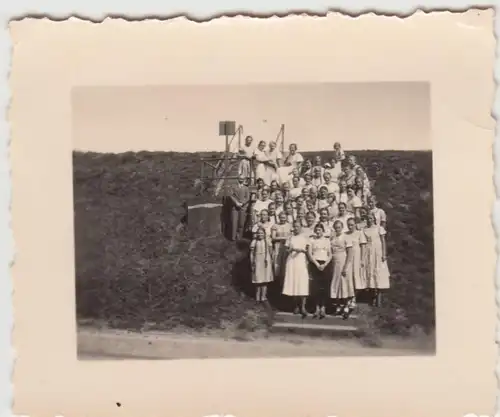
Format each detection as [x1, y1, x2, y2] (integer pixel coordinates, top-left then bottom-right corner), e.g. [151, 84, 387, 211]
[293, 296, 300, 314]
[311, 264, 321, 317]
[300, 296, 308, 317]
[230, 208, 238, 241]
[237, 210, 246, 240]
[262, 284, 268, 301]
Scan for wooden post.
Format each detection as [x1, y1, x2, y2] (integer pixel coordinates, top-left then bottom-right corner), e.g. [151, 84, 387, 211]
[281, 124, 285, 154]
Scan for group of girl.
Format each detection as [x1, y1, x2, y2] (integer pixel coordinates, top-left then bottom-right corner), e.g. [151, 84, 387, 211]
[241, 138, 390, 319]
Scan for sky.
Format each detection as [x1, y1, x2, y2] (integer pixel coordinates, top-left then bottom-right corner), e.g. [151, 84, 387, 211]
[72, 82, 431, 153]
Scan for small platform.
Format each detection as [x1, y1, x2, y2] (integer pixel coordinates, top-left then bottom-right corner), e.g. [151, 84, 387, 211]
[271, 311, 363, 337]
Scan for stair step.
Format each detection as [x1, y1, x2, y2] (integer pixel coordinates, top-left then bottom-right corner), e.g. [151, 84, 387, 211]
[271, 312, 363, 337]
[274, 311, 361, 325]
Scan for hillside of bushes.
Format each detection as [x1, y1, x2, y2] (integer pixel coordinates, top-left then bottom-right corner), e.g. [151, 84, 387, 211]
[73, 150, 434, 335]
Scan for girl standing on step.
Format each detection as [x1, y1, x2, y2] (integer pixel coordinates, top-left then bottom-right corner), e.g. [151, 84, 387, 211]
[330, 220, 354, 319]
[282, 221, 311, 317]
[345, 217, 368, 308]
[250, 227, 274, 302]
[271, 211, 293, 280]
[308, 223, 333, 319]
[363, 212, 390, 307]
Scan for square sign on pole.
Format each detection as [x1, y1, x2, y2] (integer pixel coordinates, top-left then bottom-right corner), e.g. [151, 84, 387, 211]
[219, 121, 236, 136]
[219, 120, 236, 155]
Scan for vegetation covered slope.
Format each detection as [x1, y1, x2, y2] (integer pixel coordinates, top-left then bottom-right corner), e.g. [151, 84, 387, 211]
[73, 150, 434, 335]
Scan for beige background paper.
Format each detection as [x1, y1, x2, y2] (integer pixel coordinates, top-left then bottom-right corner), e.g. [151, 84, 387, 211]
[9, 10, 496, 417]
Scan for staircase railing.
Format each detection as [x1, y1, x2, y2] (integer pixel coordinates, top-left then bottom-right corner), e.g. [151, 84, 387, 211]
[214, 125, 244, 177]
[275, 124, 285, 155]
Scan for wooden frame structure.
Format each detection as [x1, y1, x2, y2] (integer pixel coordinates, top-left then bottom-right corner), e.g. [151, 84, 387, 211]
[199, 122, 286, 196]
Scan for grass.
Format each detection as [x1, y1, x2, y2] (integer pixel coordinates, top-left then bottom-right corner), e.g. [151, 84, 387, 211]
[73, 150, 435, 340]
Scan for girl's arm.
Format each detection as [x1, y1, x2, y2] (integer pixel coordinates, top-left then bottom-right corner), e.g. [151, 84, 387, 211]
[307, 242, 318, 266]
[380, 234, 387, 262]
[359, 242, 366, 266]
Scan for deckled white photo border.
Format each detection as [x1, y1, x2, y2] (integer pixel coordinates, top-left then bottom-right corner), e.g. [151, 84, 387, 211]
[2, 1, 498, 416]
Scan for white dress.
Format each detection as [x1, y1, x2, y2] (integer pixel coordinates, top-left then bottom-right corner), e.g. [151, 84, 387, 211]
[278, 152, 304, 184]
[253, 148, 271, 184]
[238, 144, 255, 179]
[363, 226, 390, 289]
[282, 234, 310, 296]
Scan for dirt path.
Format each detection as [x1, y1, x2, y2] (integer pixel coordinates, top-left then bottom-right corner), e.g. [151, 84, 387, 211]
[77, 327, 434, 360]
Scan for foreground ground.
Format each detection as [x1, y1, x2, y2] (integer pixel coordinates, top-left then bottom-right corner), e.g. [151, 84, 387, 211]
[77, 325, 435, 360]
[73, 150, 435, 347]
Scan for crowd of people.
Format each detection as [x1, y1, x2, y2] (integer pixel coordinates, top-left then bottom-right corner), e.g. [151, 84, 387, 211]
[228, 136, 390, 320]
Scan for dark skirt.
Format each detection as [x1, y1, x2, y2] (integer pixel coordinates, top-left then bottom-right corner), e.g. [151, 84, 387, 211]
[309, 260, 332, 305]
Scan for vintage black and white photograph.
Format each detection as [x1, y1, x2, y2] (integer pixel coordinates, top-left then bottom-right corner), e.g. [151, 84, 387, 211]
[73, 82, 434, 359]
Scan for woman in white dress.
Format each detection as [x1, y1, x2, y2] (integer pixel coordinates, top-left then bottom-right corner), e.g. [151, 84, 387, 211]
[253, 140, 273, 185]
[267, 141, 282, 184]
[301, 211, 317, 238]
[367, 196, 387, 229]
[363, 212, 390, 307]
[278, 143, 304, 184]
[238, 135, 255, 182]
[326, 193, 339, 220]
[289, 176, 303, 200]
[345, 217, 368, 307]
[330, 220, 354, 319]
[322, 171, 340, 195]
[311, 166, 324, 188]
[326, 156, 342, 183]
[250, 227, 274, 302]
[307, 223, 333, 319]
[271, 211, 293, 280]
[336, 180, 348, 205]
[317, 207, 334, 238]
[283, 201, 296, 224]
[333, 142, 346, 163]
[317, 186, 330, 213]
[274, 192, 285, 217]
[282, 221, 311, 317]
